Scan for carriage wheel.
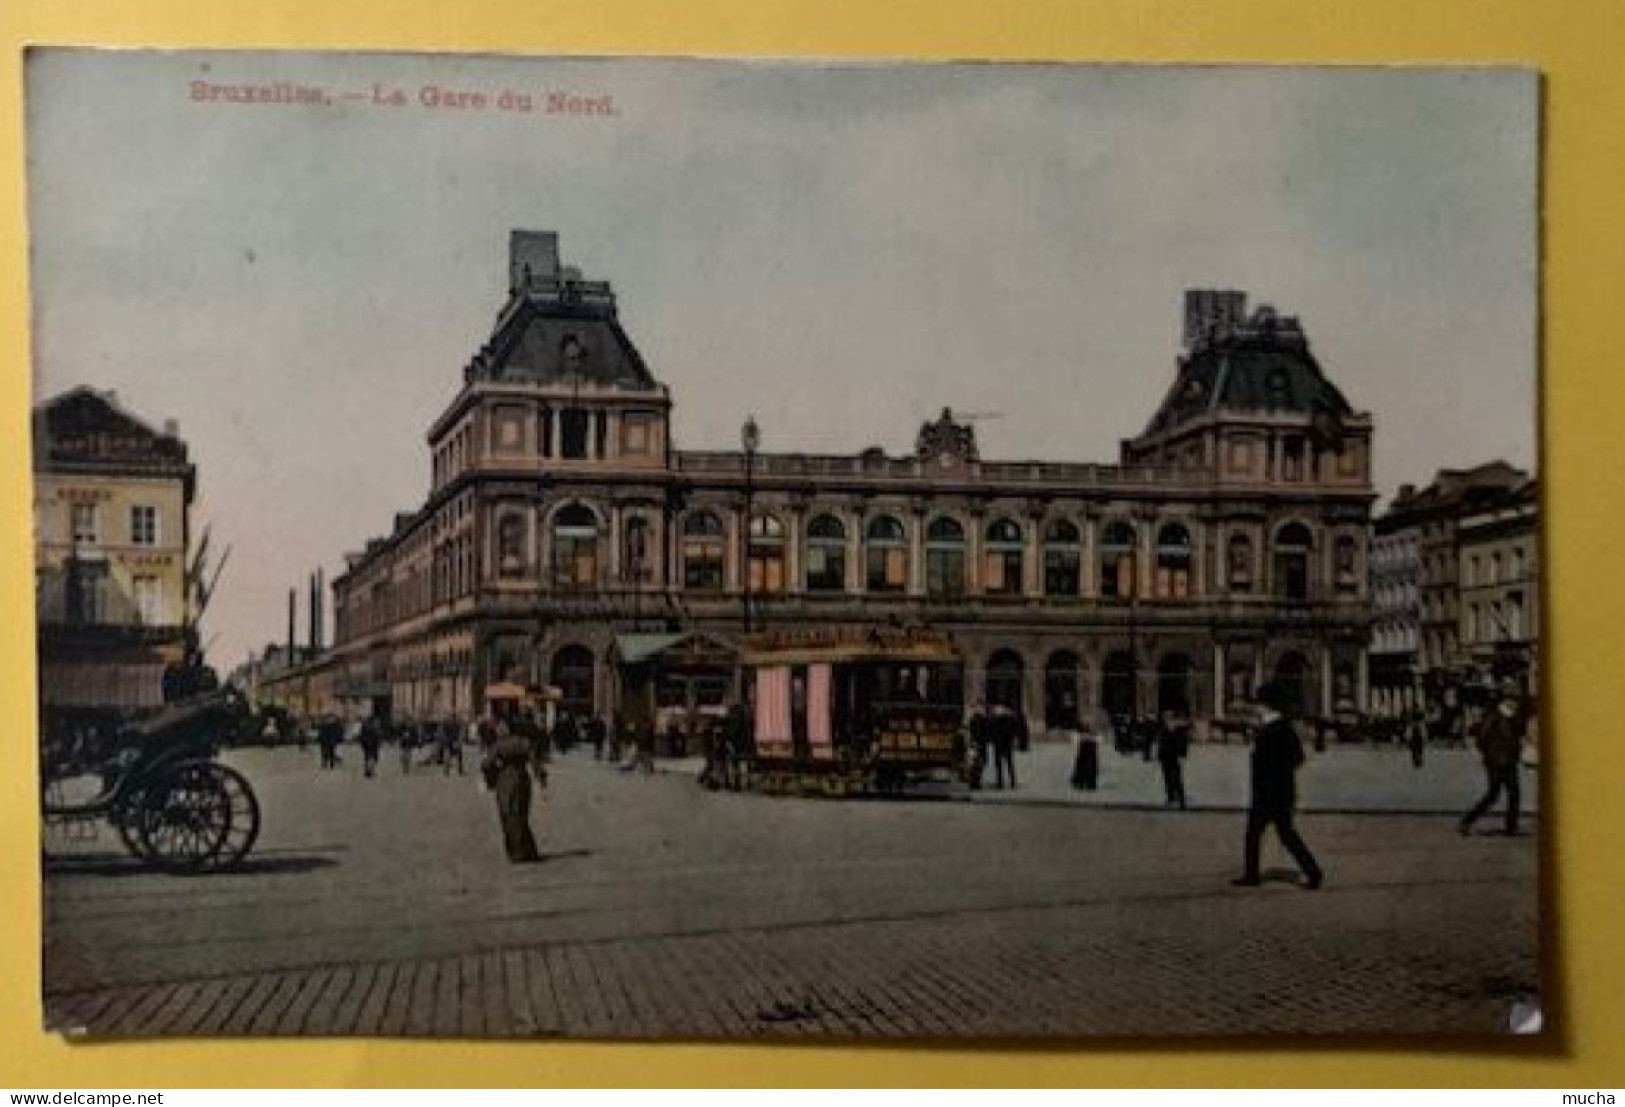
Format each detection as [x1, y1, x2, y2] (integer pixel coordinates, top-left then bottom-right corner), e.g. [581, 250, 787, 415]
[136, 761, 259, 873]
[109, 788, 147, 860]
[206, 764, 261, 870]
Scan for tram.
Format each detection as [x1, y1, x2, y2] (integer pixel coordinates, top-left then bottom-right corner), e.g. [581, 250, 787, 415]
[741, 628, 971, 795]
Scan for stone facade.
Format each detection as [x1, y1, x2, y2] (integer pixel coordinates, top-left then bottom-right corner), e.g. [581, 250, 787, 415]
[318, 233, 1376, 734]
[33, 387, 196, 711]
[1367, 462, 1537, 718]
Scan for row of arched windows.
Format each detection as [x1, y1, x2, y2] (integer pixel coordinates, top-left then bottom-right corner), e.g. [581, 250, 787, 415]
[529, 504, 1360, 603]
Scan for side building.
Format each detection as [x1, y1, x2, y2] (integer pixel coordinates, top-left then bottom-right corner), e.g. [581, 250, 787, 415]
[33, 387, 196, 720]
[313, 234, 1375, 734]
[1367, 461, 1536, 720]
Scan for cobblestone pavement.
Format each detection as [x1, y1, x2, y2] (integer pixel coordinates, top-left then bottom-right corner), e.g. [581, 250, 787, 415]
[41, 745, 1541, 1041]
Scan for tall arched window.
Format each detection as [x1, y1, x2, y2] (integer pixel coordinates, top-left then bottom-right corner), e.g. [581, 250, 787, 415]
[623, 515, 652, 584]
[1044, 650, 1082, 727]
[682, 511, 726, 592]
[1155, 523, 1192, 598]
[749, 513, 786, 595]
[986, 649, 1025, 713]
[983, 518, 1024, 597]
[1273, 522, 1313, 602]
[551, 504, 598, 589]
[925, 516, 966, 599]
[1100, 521, 1137, 599]
[865, 516, 908, 593]
[1227, 532, 1254, 593]
[805, 514, 847, 592]
[550, 644, 596, 720]
[1043, 519, 1081, 597]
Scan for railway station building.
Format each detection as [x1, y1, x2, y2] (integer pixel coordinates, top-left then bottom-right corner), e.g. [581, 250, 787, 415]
[319, 231, 1375, 737]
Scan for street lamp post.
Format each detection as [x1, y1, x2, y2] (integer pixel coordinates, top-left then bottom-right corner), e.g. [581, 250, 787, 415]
[741, 415, 760, 636]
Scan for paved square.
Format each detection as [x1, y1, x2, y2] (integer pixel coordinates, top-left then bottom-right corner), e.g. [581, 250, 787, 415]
[42, 742, 1540, 1039]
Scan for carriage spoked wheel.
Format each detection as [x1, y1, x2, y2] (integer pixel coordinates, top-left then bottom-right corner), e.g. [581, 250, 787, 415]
[136, 760, 261, 874]
[109, 787, 148, 860]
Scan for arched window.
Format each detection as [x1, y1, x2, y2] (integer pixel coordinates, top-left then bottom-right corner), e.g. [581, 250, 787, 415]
[682, 512, 726, 592]
[623, 515, 652, 584]
[1043, 519, 1081, 597]
[986, 649, 1025, 714]
[1335, 535, 1359, 594]
[1100, 521, 1137, 599]
[865, 516, 908, 593]
[1155, 523, 1192, 598]
[1273, 522, 1313, 602]
[1157, 653, 1194, 714]
[551, 504, 598, 589]
[1227, 532, 1253, 593]
[1101, 651, 1138, 719]
[550, 644, 595, 720]
[749, 513, 786, 595]
[1272, 652, 1313, 717]
[805, 514, 847, 592]
[983, 518, 1024, 597]
[925, 516, 966, 599]
[1044, 650, 1082, 727]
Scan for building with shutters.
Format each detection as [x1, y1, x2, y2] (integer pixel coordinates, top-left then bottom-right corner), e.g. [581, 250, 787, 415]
[317, 233, 1376, 735]
[33, 387, 197, 717]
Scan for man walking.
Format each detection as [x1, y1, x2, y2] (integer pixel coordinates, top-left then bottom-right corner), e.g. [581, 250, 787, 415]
[1233, 681, 1323, 890]
[1460, 693, 1526, 836]
[1156, 708, 1190, 810]
[991, 704, 1018, 790]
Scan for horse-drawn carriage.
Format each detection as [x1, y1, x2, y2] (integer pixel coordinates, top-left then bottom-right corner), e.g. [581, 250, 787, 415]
[41, 686, 262, 873]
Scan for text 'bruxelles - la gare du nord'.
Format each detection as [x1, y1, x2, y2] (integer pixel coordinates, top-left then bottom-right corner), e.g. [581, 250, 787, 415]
[188, 79, 617, 116]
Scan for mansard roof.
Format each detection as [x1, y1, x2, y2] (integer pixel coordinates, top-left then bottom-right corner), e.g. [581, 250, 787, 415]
[32, 386, 192, 476]
[1141, 305, 1356, 437]
[463, 232, 660, 392]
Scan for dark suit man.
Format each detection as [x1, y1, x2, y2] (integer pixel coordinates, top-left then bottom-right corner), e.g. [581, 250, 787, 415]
[1234, 682, 1323, 890]
[1460, 696, 1526, 836]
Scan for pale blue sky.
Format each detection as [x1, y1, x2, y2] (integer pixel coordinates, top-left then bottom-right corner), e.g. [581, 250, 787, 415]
[25, 52, 1538, 667]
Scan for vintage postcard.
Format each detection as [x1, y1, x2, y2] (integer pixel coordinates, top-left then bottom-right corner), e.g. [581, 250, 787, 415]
[27, 50, 1540, 1039]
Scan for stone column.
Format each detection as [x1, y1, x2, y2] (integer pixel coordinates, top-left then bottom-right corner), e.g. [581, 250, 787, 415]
[1024, 517, 1041, 597]
[1212, 639, 1227, 719]
[908, 508, 925, 598]
[1357, 645, 1370, 714]
[785, 509, 803, 595]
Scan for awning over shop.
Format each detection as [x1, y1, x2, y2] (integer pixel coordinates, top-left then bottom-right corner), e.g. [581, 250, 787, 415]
[611, 631, 738, 668]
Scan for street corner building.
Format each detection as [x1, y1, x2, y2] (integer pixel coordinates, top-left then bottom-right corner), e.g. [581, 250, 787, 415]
[33, 387, 198, 724]
[271, 231, 1377, 737]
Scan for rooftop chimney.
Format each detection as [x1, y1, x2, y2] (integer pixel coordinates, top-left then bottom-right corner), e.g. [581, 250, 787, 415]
[510, 230, 560, 292]
[163, 419, 179, 438]
[1183, 290, 1248, 351]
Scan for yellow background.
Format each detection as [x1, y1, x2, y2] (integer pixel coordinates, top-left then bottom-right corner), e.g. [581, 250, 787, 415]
[2, 0, 1621, 1089]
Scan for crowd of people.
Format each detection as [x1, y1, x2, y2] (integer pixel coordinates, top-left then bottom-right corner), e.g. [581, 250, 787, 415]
[259, 679, 1532, 874]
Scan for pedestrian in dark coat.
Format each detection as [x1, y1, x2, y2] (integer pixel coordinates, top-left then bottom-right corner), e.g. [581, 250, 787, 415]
[316, 717, 343, 770]
[1156, 709, 1190, 809]
[991, 705, 1018, 790]
[967, 704, 990, 789]
[359, 715, 384, 778]
[482, 721, 545, 862]
[1234, 682, 1323, 889]
[1459, 696, 1525, 836]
